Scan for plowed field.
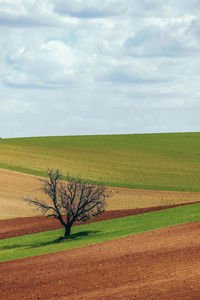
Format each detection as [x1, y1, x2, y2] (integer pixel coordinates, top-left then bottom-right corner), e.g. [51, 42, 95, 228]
[1, 221, 200, 299]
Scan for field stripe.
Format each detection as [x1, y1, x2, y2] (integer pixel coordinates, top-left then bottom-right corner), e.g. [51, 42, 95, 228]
[1, 203, 200, 262]
[1, 221, 200, 299]
[1, 168, 200, 219]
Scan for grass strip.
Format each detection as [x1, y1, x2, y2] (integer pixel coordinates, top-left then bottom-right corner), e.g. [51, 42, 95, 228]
[0, 203, 200, 262]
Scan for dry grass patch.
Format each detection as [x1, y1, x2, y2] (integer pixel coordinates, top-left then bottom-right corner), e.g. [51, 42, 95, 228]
[1, 168, 200, 219]
[108, 187, 200, 210]
[0, 169, 46, 219]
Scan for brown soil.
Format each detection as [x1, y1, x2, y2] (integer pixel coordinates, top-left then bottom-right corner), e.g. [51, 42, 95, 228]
[1, 201, 200, 239]
[1, 221, 200, 299]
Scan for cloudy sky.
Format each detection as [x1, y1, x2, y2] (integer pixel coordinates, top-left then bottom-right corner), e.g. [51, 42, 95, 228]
[1, 0, 200, 138]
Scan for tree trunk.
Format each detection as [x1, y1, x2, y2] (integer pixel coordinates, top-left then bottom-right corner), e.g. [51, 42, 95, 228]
[64, 223, 72, 237]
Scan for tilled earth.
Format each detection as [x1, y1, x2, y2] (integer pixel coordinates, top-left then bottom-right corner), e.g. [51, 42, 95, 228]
[1, 221, 200, 299]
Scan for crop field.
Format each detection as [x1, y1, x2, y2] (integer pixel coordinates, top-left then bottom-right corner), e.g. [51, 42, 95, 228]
[1, 132, 200, 299]
[1, 203, 200, 262]
[1, 168, 200, 219]
[1, 132, 200, 191]
[1, 221, 199, 299]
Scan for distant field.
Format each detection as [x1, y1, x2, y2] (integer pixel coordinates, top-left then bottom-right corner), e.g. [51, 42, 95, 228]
[1, 203, 200, 262]
[0, 132, 200, 191]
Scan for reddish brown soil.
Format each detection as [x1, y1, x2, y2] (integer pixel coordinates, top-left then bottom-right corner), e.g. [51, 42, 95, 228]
[1, 221, 200, 299]
[1, 201, 199, 239]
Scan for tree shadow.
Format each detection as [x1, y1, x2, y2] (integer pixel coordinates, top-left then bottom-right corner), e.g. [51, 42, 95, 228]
[30, 230, 100, 248]
[56, 230, 100, 242]
[0, 230, 100, 251]
[0, 244, 24, 250]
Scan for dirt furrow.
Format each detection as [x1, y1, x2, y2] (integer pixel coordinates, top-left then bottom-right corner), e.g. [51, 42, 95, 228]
[1, 221, 200, 299]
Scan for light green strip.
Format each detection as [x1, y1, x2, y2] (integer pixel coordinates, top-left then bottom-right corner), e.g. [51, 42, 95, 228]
[1, 203, 200, 262]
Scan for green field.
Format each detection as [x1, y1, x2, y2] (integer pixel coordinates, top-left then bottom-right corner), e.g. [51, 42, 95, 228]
[1, 203, 200, 262]
[0, 132, 200, 191]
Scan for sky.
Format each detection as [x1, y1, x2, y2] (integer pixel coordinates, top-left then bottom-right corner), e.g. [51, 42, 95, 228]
[0, 0, 200, 138]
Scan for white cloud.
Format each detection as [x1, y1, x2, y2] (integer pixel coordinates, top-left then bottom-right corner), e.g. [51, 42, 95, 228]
[0, 0, 200, 138]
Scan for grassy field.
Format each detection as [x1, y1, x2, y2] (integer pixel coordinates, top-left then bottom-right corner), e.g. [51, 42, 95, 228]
[1, 203, 200, 262]
[0, 132, 200, 191]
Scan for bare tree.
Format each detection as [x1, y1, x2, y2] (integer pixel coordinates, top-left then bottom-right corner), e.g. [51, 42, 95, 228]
[24, 169, 109, 237]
